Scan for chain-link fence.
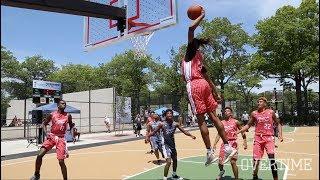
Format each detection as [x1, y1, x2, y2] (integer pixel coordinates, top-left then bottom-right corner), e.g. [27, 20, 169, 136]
[1, 88, 135, 140]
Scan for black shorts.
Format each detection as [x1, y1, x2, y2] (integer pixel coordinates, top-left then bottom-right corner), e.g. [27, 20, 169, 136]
[274, 127, 279, 137]
[136, 123, 142, 130]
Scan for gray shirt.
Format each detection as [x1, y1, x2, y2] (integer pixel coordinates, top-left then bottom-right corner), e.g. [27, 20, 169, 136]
[151, 120, 162, 139]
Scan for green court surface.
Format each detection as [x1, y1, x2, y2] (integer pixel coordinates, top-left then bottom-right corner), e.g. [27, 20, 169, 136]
[282, 126, 295, 133]
[127, 155, 287, 180]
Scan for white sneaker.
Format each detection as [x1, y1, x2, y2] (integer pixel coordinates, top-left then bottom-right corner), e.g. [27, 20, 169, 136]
[223, 144, 237, 164]
[217, 170, 225, 180]
[205, 151, 219, 166]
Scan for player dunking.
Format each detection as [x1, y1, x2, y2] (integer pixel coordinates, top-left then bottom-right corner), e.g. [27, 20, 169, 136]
[181, 7, 236, 166]
[30, 100, 73, 180]
[213, 107, 247, 180]
[146, 109, 196, 180]
[237, 97, 283, 180]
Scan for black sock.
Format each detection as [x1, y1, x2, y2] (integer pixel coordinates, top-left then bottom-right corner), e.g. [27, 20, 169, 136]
[269, 154, 278, 179]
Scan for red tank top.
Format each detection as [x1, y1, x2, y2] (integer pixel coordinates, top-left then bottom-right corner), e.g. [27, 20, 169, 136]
[181, 50, 205, 82]
[253, 109, 274, 136]
[222, 118, 238, 141]
[50, 111, 69, 136]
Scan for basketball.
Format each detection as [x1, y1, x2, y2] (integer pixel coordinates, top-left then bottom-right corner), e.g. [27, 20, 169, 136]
[187, 5, 203, 20]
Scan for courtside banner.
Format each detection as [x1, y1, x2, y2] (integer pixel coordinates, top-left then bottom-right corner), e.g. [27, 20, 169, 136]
[33, 80, 61, 91]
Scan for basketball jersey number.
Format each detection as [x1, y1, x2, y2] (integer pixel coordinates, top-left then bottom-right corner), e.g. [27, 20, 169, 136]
[60, 125, 65, 131]
[264, 123, 271, 130]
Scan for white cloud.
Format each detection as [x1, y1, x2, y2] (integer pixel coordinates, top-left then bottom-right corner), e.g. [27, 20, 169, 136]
[180, 0, 302, 19]
[252, 79, 319, 93]
[257, 0, 301, 18]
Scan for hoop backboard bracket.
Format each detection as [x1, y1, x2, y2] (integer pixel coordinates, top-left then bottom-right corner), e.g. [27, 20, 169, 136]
[2, 0, 126, 20]
[84, 0, 177, 51]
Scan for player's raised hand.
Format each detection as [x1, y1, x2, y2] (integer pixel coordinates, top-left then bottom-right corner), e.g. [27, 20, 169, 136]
[200, 6, 205, 17]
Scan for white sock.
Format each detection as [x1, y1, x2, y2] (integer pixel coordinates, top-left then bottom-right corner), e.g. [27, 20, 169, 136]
[207, 148, 212, 154]
[172, 171, 176, 176]
[163, 176, 167, 180]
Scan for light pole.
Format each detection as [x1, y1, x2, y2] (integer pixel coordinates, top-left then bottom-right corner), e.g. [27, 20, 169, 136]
[274, 88, 278, 110]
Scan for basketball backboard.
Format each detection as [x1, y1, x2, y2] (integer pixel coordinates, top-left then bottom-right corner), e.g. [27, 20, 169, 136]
[84, 0, 178, 51]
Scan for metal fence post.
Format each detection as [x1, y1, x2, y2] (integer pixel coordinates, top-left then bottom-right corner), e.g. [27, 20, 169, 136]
[89, 89, 91, 133]
[23, 98, 27, 138]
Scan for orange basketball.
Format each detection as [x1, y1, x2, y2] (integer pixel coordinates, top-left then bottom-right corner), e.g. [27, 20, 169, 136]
[187, 5, 203, 20]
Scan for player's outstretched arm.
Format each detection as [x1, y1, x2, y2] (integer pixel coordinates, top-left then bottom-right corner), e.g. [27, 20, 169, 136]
[236, 120, 247, 150]
[42, 113, 52, 135]
[202, 72, 221, 102]
[144, 123, 152, 143]
[177, 123, 196, 139]
[237, 112, 255, 134]
[146, 123, 163, 139]
[188, 8, 205, 43]
[68, 114, 73, 129]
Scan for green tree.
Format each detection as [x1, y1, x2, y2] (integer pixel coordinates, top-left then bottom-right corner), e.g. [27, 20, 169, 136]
[49, 64, 99, 93]
[152, 48, 188, 114]
[253, 0, 319, 116]
[2, 47, 57, 99]
[98, 51, 151, 114]
[225, 63, 263, 112]
[199, 17, 252, 115]
[1, 46, 17, 120]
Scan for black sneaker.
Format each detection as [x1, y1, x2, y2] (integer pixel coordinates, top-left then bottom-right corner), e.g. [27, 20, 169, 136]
[172, 174, 183, 180]
[30, 174, 40, 180]
[253, 174, 259, 180]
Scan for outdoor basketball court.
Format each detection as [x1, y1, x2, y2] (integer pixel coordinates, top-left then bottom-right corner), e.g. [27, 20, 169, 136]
[2, 126, 319, 179]
[1, 0, 319, 180]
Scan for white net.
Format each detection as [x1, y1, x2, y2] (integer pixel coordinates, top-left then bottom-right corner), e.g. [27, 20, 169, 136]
[130, 31, 154, 59]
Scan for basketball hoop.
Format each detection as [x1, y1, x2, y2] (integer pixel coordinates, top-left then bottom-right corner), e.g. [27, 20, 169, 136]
[130, 31, 154, 59]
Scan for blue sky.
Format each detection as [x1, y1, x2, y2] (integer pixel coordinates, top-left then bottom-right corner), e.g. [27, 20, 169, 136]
[1, 0, 318, 92]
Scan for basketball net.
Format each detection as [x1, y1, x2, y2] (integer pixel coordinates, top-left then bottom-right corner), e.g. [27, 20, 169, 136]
[130, 31, 154, 59]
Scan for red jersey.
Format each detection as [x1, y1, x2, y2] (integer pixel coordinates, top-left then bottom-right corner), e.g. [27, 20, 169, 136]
[252, 109, 274, 136]
[181, 50, 205, 82]
[221, 118, 238, 141]
[147, 116, 154, 124]
[49, 111, 69, 136]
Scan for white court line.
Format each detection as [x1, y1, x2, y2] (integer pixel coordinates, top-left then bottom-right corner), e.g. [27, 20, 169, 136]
[124, 154, 289, 180]
[1, 149, 205, 167]
[286, 132, 319, 135]
[123, 155, 202, 180]
[294, 140, 317, 142]
[245, 149, 319, 156]
[283, 137, 294, 144]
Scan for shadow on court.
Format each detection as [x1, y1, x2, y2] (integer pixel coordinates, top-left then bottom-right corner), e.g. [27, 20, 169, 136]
[148, 159, 167, 165]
